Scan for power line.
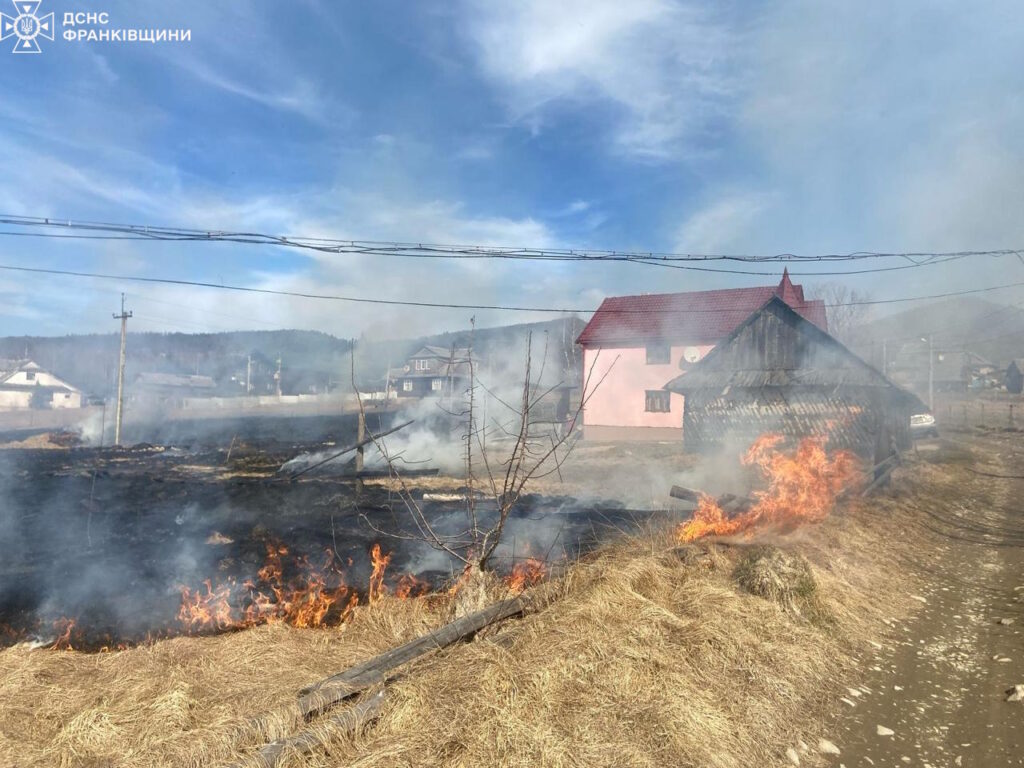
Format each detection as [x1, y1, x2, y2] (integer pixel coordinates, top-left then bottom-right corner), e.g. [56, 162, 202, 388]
[0, 228, 980, 277]
[2, 261, 1024, 316]
[0, 214, 1020, 276]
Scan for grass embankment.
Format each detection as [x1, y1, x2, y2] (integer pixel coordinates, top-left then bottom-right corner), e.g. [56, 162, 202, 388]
[0, 455, 960, 768]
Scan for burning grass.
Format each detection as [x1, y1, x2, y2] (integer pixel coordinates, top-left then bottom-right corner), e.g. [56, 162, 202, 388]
[0, 461, 940, 768]
[677, 433, 860, 542]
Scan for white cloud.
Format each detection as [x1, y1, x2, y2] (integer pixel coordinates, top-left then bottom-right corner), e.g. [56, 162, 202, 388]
[460, 0, 740, 159]
[174, 59, 328, 123]
[674, 192, 771, 253]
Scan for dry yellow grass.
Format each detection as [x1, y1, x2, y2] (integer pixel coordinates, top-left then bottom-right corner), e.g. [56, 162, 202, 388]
[0, 456, 954, 768]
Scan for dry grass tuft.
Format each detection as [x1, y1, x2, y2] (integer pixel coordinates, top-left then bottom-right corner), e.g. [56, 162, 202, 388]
[733, 545, 821, 616]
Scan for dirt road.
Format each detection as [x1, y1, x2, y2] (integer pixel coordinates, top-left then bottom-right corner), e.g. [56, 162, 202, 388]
[825, 434, 1024, 767]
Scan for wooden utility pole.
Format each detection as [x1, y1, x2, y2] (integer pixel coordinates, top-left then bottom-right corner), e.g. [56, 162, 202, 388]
[355, 409, 366, 497]
[112, 293, 132, 446]
[352, 340, 365, 497]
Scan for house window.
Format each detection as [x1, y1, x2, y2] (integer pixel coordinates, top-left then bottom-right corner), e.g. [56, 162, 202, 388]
[645, 390, 671, 412]
[402, 381, 413, 392]
[64, 393, 71, 400]
[645, 344, 670, 365]
[414, 359, 429, 371]
[431, 378, 443, 391]
[25, 371, 35, 381]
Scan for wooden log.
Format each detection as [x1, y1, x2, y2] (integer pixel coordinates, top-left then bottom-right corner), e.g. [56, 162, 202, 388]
[284, 419, 415, 480]
[670, 485, 754, 511]
[330, 468, 439, 481]
[669, 485, 703, 503]
[297, 595, 527, 719]
[228, 628, 522, 768]
[228, 691, 387, 768]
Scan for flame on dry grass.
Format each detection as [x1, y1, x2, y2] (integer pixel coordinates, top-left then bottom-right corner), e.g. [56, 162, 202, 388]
[175, 541, 418, 635]
[677, 433, 859, 543]
[504, 558, 546, 593]
[368, 543, 391, 604]
[50, 617, 77, 651]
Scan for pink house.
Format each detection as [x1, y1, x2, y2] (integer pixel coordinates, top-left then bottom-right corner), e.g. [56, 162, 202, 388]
[575, 270, 828, 441]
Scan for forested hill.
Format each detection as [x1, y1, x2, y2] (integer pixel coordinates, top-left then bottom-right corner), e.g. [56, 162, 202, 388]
[0, 317, 585, 398]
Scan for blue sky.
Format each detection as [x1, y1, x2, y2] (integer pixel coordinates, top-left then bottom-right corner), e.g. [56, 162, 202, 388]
[0, 0, 1023, 337]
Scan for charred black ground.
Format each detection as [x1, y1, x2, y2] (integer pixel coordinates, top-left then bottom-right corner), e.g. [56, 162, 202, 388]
[0, 440, 655, 649]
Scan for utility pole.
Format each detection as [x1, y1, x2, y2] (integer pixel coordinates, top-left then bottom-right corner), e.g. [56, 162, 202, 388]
[275, 356, 282, 397]
[921, 335, 933, 411]
[928, 335, 934, 412]
[246, 354, 253, 394]
[113, 293, 132, 446]
[881, 339, 887, 376]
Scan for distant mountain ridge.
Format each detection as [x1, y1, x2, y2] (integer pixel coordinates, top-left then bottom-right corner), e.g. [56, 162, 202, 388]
[0, 317, 585, 397]
[848, 297, 1024, 368]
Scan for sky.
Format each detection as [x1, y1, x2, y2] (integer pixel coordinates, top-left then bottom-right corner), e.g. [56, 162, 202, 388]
[0, 0, 1023, 338]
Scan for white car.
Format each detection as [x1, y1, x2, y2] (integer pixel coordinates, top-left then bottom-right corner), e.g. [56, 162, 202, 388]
[910, 413, 939, 438]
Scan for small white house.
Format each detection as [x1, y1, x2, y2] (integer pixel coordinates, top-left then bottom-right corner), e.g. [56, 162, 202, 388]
[0, 360, 83, 410]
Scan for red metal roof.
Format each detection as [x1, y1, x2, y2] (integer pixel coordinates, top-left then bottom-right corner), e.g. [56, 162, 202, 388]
[576, 270, 828, 346]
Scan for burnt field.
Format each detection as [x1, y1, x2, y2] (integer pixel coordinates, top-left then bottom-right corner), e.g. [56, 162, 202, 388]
[0, 440, 657, 650]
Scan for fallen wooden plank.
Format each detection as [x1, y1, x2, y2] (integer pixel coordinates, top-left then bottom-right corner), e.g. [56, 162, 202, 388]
[283, 420, 415, 480]
[669, 485, 703, 503]
[297, 595, 527, 719]
[229, 626, 526, 768]
[228, 691, 387, 768]
[670, 485, 754, 511]
[329, 468, 439, 480]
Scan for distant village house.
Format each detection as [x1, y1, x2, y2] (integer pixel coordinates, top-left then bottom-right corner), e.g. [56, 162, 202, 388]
[0, 360, 83, 410]
[133, 372, 217, 407]
[575, 271, 827, 441]
[389, 346, 474, 398]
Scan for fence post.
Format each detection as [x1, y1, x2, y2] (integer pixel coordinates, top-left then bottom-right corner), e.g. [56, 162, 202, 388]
[1011, 404, 1016, 429]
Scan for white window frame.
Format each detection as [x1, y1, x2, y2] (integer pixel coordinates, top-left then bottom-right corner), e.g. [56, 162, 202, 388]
[402, 380, 413, 392]
[431, 378, 444, 391]
[414, 358, 429, 371]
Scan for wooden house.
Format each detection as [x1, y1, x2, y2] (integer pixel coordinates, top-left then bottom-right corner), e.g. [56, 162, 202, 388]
[389, 346, 474, 399]
[663, 297, 925, 455]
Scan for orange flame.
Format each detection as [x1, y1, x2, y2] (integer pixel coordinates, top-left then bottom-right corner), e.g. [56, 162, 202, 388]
[504, 557, 546, 593]
[677, 433, 859, 543]
[50, 617, 77, 651]
[395, 573, 430, 599]
[368, 543, 391, 603]
[25, 543, 435, 650]
[177, 579, 235, 631]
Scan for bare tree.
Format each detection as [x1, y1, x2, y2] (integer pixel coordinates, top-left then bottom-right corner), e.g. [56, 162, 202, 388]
[808, 282, 873, 345]
[354, 330, 616, 605]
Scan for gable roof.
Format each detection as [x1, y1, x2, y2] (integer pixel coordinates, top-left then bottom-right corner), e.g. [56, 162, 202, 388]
[663, 296, 925, 409]
[576, 270, 827, 346]
[0, 360, 80, 392]
[412, 345, 473, 361]
[0, 359, 38, 377]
